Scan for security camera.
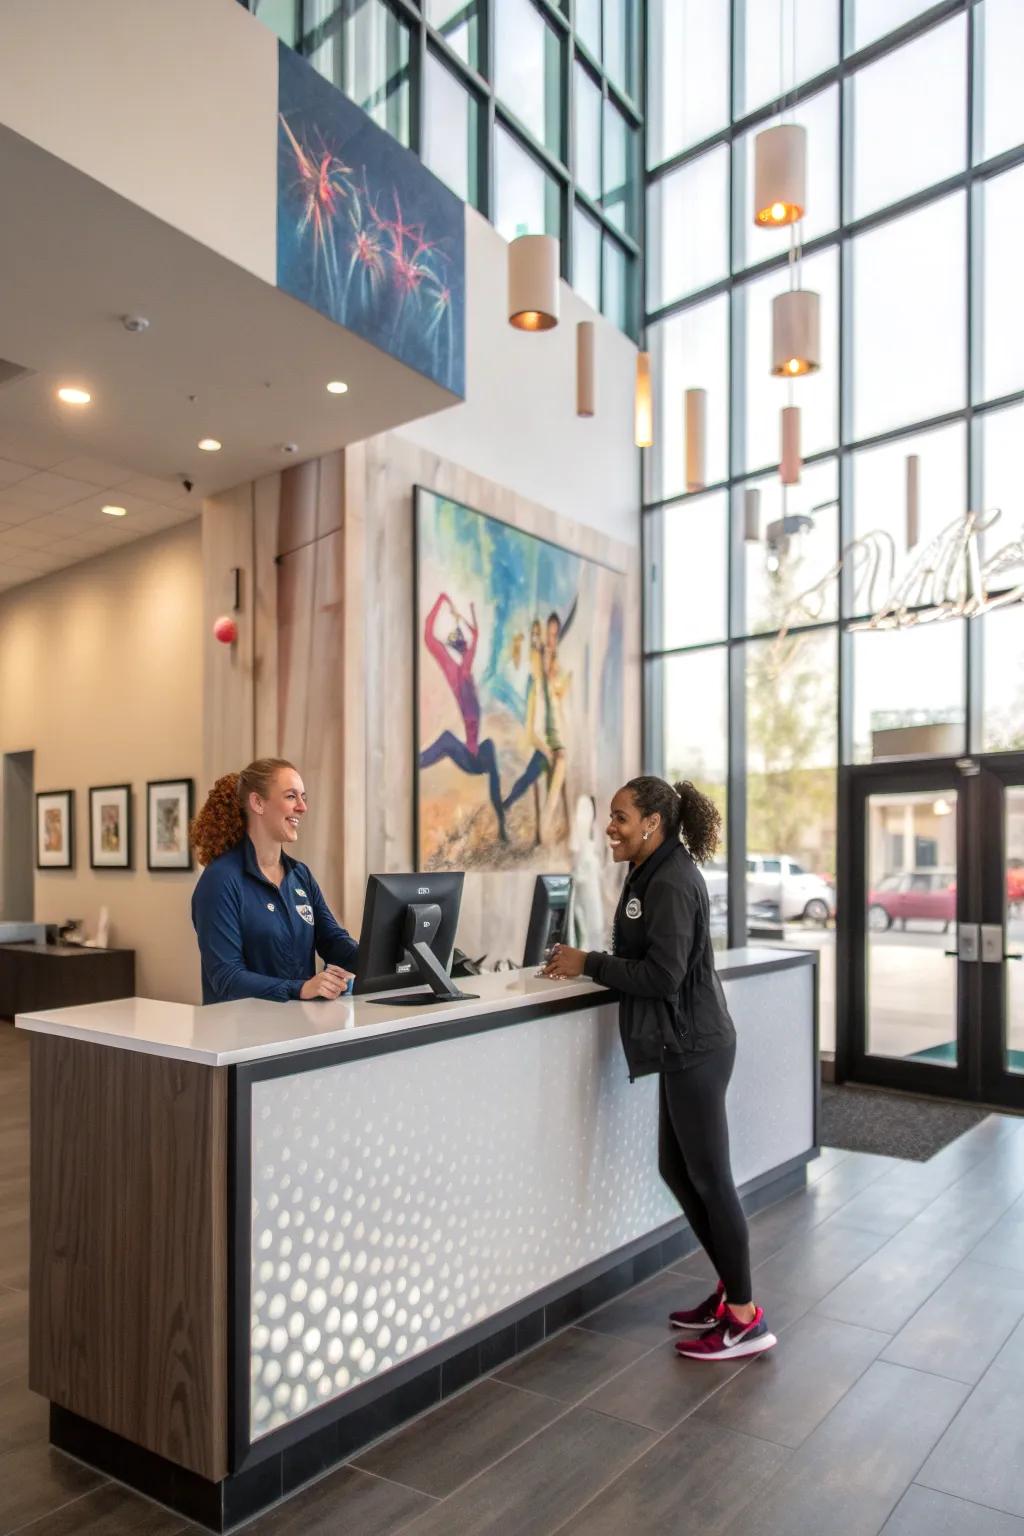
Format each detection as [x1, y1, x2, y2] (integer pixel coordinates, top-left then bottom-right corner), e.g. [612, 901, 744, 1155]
[121, 315, 150, 334]
[180, 477, 194, 494]
[279, 442, 299, 455]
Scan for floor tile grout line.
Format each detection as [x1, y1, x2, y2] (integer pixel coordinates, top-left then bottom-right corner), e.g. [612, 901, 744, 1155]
[909, 1477, 1024, 1525]
[543, 1388, 799, 1536]
[2, 1479, 111, 1536]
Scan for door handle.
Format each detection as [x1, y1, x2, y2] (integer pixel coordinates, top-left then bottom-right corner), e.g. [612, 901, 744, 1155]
[1006, 953, 1023, 961]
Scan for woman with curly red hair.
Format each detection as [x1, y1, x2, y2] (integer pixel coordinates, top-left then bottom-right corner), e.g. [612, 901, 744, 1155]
[543, 776, 776, 1364]
[190, 759, 357, 1004]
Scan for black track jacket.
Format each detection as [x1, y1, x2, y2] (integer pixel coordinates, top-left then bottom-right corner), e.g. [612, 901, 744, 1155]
[584, 837, 736, 1079]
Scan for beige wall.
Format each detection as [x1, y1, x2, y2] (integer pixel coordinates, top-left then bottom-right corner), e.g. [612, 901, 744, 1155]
[0, 521, 204, 1003]
[399, 211, 640, 546]
[0, 0, 276, 284]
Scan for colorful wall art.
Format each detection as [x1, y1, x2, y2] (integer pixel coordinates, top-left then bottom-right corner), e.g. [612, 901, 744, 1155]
[415, 489, 625, 872]
[277, 44, 466, 397]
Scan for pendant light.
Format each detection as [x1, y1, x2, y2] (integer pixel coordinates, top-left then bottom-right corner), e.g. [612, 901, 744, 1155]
[744, 487, 762, 543]
[634, 351, 653, 448]
[771, 288, 820, 377]
[576, 321, 595, 416]
[685, 388, 706, 492]
[905, 454, 920, 549]
[508, 233, 559, 331]
[780, 405, 801, 485]
[754, 124, 807, 228]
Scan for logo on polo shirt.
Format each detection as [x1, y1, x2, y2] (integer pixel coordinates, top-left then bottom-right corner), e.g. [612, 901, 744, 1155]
[625, 897, 642, 920]
[295, 887, 308, 898]
[296, 903, 314, 926]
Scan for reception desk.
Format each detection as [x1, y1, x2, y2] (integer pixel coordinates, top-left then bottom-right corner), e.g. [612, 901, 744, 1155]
[18, 948, 818, 1531]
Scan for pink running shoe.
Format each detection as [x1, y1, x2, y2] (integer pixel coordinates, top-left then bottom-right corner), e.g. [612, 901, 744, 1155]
[674, 1303, 777, 1362]
[668, 1281, 725, 1332]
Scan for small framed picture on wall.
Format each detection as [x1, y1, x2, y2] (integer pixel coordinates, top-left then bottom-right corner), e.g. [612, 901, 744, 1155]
[147, 779, 194, 872]
[36, 789, 74, 869]
[89, 784, 132, 870]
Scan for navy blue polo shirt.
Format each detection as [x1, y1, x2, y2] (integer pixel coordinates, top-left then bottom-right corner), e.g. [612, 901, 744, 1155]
[191, 837, 359, 1005]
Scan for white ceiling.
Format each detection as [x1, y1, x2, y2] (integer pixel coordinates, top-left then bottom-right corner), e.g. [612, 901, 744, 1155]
[0, 124, 458, 595]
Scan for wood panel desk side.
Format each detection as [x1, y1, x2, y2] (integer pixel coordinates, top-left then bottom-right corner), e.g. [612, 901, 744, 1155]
[28, 1033, 228, 1480]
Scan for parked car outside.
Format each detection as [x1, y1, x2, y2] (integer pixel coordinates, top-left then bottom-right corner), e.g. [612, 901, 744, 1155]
[700, 856, 835, 925]
[867, 868, 956, 931]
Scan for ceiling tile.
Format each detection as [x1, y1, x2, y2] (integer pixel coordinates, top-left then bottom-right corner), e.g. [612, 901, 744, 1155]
[0, 523, 52, 550]
[0, 430, 66, 471]
[0, 503, 47, 526]
[0, 458, 34, 487]
[117, 475, 196, 506]
[18, 472, 100, 504]
[53, 455, 135, 486]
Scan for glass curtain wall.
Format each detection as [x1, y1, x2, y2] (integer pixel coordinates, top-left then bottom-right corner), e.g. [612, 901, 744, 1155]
[247, 0, 643, 336]
[644, 0, 1024, 1049]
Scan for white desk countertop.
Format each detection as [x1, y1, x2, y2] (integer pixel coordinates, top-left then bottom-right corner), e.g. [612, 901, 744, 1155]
[14, 948, 810, 1067]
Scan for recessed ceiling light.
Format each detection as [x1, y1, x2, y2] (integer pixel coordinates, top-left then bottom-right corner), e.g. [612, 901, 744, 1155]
[326, 380, 349, 395]
[197, 437, 222, 452]
[102, 505, 127, 517]
[57, 386, 91, 405]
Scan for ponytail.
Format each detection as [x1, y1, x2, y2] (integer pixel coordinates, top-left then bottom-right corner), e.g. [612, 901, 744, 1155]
[623, 775, 722, 864]
[190, 757, 296, 867]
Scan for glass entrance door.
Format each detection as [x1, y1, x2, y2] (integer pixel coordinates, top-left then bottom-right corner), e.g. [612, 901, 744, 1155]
[978, 764, 1024, 1108]
[844, 756, 1024, 1108]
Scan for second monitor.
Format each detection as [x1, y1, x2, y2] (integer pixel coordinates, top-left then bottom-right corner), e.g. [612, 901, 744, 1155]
[354, 871, 477, 1005]
[523, 874, 574, 967]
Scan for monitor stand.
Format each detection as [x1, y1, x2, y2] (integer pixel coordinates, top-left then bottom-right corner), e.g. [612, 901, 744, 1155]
[365, 939, 478, 1006]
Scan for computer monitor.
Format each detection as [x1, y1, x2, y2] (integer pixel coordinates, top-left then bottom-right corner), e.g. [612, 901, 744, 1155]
[523, 875, 573, 967]
[353, 872, 477, 1006]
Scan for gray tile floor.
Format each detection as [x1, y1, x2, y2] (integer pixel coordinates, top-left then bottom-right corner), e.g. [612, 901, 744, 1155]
[2, 1021, 1024, 1534]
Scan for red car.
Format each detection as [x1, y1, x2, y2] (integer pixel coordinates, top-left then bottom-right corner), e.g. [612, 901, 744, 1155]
[868, 869, 956, 932]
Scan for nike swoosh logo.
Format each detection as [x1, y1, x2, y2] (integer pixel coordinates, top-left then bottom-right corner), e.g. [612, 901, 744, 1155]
[723, 1328, 749, 1347]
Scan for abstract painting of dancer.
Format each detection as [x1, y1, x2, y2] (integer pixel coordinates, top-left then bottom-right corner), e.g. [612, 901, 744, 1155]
[419, 593, 508, 843]
[416, 490, 623, 873]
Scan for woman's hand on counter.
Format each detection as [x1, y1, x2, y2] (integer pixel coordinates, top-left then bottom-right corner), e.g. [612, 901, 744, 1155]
[300, 965, 354, 1001]
[542, 945, 587, 980]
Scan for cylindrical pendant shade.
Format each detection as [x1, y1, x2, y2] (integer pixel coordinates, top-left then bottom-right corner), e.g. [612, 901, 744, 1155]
[508, 233, 559, 331]
[906, 454, 920, 549]
[771, 288, 820, 377]
[576, 321, 595, 416]
[754, 124, 807, 228]
[685, 388, 706, 492]
[780, 406, 801, 485]
[634, 351, 653, 448]
[744, 488, 761, 543]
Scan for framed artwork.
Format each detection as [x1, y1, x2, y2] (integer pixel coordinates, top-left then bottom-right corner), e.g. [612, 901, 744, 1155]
[146, 779, 194, 872]
[89, 784, 132, 870]
[35, 790, 74, 870]
[414, 487, 625, 873]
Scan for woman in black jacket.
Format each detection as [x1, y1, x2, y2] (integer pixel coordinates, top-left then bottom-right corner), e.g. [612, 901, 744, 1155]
[543, 775, 776, 1362]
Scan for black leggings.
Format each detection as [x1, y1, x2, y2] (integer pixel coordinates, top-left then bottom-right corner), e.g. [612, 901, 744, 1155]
[660, 1042, 753, 1306]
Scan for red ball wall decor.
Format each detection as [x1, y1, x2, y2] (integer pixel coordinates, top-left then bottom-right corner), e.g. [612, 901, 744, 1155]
[213, 615, 238, 645]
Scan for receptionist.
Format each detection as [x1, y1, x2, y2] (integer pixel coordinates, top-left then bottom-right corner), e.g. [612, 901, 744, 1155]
[190, 758, 358, 1004]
